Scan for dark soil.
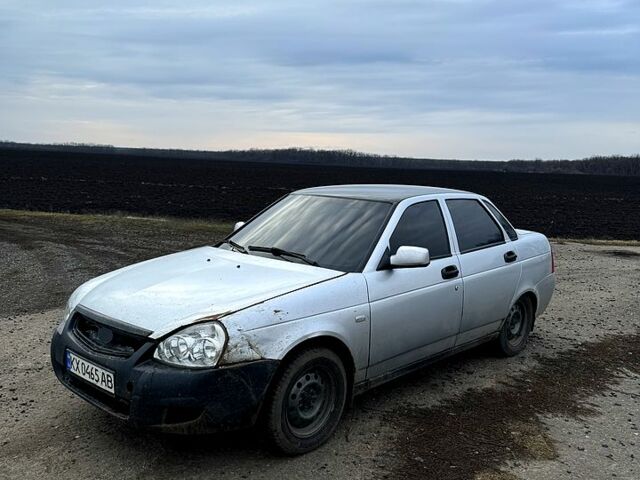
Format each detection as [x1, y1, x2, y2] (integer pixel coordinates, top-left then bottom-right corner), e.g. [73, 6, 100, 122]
[601, 249, 640, 258]
[2, 148, 640, 239]
[379, 334, 640, 479]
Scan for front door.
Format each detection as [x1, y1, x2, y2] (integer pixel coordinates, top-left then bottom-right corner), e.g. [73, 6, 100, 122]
[364, 200, 463, 379]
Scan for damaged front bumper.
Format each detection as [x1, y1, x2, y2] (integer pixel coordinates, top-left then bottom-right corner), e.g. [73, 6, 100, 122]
[50, 324, 280, 433]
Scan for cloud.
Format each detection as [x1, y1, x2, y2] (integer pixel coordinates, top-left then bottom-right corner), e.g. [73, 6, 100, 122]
[0, 0, 639, 158]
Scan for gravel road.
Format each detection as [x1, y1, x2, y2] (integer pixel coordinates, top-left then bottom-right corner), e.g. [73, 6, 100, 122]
[0, 211, 638, 480]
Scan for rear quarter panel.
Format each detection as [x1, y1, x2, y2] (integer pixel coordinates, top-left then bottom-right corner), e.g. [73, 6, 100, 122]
[512, 229, 555, 316]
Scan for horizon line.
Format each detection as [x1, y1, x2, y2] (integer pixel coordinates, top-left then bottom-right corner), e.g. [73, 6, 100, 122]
[2, 139, 638, 164]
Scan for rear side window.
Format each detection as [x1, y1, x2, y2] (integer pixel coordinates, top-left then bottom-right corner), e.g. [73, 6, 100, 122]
[483, 201, 518, 241]
[446, 199, 505, 253]
[389, 201, 450, 259]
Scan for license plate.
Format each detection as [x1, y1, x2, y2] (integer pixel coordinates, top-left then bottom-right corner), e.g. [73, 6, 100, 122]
[65, 350, 115, 394]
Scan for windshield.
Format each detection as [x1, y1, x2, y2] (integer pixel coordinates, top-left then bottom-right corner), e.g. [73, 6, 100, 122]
[220, 194, 392, 272]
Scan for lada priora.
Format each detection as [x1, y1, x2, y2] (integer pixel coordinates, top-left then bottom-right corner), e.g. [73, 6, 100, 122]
[51, 185, 555, 454]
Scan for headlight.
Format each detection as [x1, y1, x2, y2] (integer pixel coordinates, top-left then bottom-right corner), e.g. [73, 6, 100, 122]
[56, 301, 73, 334]
[154, 322, 227, 368]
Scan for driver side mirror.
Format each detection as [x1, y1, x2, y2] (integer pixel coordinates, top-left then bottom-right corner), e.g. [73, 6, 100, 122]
[233, 221, 245, 232]
[389, 246, 430, 268]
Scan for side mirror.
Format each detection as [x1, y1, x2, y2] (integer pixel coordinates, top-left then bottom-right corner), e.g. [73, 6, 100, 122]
[233, 221, 245, 232]
[389, 246, 430, 268]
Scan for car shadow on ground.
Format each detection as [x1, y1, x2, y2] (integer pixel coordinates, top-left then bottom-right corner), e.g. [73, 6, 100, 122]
[89, 341, 498, 459]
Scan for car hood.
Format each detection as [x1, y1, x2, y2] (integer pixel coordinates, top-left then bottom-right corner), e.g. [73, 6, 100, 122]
[74, 246, 343, 338]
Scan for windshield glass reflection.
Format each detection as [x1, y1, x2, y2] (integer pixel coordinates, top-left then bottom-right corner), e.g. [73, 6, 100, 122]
[221, 194, 392, 272]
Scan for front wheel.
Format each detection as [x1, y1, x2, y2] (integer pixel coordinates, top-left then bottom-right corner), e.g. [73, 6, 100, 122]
[495, 296, 534, 356]
[262, 347, 347, 455]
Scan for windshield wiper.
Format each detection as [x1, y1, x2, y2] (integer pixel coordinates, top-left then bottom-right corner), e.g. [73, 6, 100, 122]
[247, 245, 318, 266]
[220, 239, 248, 254]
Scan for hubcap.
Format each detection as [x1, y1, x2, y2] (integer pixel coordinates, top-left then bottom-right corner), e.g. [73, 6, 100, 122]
[285, 367, 335, 438]
[507, 302, 525, 344]
[506, 302, 525, 345]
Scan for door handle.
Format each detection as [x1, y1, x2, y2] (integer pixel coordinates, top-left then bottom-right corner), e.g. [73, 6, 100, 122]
[441, 265, 459, 279]
[504, 251, 518, 263]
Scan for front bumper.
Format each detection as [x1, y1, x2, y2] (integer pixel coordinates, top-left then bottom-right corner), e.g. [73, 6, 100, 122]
[51, 323, 279, 433]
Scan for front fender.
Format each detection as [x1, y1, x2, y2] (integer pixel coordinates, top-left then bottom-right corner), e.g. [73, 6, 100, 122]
[218, 273, 370, 383]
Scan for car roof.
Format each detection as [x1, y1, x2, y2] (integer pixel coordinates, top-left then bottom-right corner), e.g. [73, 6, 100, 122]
[294, 184, 469, 202]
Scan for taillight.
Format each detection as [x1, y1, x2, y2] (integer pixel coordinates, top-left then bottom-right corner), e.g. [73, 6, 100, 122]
[550, 246, 556, 273]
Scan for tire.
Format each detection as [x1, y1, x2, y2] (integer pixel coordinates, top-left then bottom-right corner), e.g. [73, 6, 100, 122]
[495, 296, 534, 356]
[262, 347, 347, 455]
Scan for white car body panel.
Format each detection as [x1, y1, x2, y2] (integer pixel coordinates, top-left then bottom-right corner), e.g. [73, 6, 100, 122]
[364, 254, 464, 378]
[453, 246, 522, 345]
[221, 273, 370, 382]
[71, 246, 343, 339]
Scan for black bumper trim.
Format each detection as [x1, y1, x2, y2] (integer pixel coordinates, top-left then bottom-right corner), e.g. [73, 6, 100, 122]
[51, 327, 280, 433]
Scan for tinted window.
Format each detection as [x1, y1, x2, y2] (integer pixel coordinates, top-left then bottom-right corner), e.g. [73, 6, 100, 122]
[483, 201, 518, 241]
[446, 199, 505, 253]
[224, 194, 392, 272]
[389, 201, 450, 259]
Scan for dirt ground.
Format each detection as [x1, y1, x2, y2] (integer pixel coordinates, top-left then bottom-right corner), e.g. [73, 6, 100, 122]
[0, 210, 638, 480]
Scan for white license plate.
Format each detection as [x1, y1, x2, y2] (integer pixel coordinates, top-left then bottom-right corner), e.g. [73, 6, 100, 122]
[65, 350, 115, 394]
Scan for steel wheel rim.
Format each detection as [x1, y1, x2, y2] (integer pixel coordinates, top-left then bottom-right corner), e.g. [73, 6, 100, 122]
[285, 366, 336, 438]
[506, 302, 526, 346]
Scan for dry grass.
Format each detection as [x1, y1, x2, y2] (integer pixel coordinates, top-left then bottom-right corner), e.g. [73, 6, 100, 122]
[0, 209, 233, 233]
[551, 237, 640, 247]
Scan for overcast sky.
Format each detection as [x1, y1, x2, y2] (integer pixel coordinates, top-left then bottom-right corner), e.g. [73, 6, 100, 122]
[1, 0, 639, 159]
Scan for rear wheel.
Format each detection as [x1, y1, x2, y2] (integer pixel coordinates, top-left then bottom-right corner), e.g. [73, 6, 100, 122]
[262, 347, 347, 455]
[495, 296, 534, 356]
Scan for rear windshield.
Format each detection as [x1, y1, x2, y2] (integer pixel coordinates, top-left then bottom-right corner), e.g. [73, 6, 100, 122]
[222, 194, 392, 272]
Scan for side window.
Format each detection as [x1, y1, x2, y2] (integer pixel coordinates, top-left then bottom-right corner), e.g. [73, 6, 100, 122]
[446, 199, 505, 253]
[483, 201, 518, 241]
[389, 201, 450, 259]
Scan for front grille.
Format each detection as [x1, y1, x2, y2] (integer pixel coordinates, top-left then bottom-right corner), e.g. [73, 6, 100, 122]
[72, 313, 147, 357]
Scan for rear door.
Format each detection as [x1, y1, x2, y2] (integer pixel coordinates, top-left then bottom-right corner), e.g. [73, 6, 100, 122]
[444, 198, 522, 345]
[365, 199, 463, 379]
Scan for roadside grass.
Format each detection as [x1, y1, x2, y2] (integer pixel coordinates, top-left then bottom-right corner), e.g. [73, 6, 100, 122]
[550, 237, 640, 247]
[0, 209, 234, 235]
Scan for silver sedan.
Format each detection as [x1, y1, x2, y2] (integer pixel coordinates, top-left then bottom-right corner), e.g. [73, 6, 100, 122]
[51, 184, 555, 454]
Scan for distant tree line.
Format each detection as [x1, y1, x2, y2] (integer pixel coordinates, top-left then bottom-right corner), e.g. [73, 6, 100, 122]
[1, 141, 638, 176]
